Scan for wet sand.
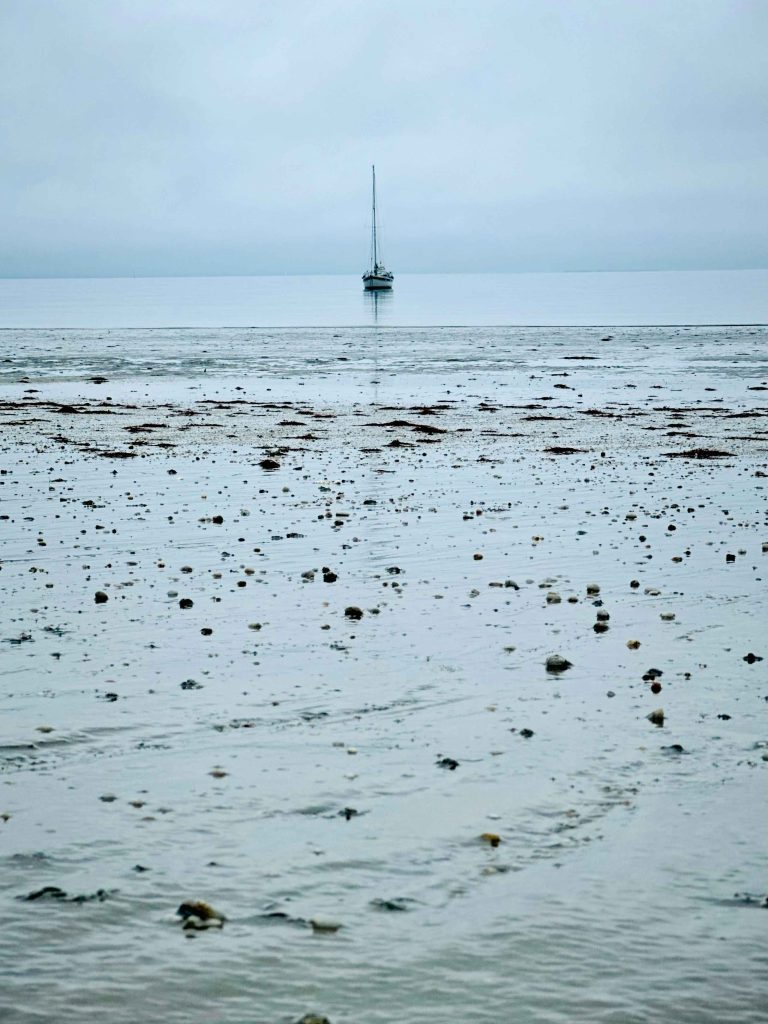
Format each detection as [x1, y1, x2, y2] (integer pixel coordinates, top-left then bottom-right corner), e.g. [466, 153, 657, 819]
[1, 326, 767, 1024]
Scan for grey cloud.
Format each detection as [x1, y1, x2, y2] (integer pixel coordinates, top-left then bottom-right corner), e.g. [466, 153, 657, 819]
[1, 0, 766, 276]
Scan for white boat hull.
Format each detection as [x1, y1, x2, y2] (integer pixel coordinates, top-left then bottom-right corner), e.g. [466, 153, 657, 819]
[363, 274, 393, 290]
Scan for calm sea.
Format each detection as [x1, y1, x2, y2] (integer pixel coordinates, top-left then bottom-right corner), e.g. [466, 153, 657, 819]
[0, 268, 766, 328]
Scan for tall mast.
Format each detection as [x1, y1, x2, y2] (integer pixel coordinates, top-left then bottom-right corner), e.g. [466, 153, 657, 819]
[371, 164, 378, 270]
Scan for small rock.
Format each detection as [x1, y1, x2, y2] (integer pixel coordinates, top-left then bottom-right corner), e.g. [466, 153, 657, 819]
[22, 886, 113, 903]
[94, 591, 108, 604]
[344, 606, 363, 620]
[309, 919, 342, 934]
[259, 458, 280, 470]
[177, 900, 226, 928]
[545, 654, 572, 673]
[437, 757, 459, 770]
[23, 886, 67, 901]
[647, 708, 665, 726]
[519, 728, 534, 738]
[370, 897, 412, 912]
[480, 832, 502, 847]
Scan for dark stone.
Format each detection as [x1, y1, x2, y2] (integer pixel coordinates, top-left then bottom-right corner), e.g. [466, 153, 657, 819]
[23, 886, 66, 901]
[344, 606, 363, 620]
[177, 900, 226, 923]
[94, 591, 108, 604]
[437, 757, 460, 770]
[21, 886, 114, 903]
[179, 598, 194, 609]
[370, 897, 414, 911]
[545, 655, 572, 673]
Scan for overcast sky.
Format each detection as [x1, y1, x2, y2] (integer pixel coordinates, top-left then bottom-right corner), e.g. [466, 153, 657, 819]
[1, 0, 766, 277]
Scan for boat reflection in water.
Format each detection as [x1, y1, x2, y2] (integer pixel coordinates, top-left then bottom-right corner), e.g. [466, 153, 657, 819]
[364, 285, 393, 324]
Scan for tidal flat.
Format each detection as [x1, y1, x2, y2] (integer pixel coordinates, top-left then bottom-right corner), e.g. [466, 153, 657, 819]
[1, 326, 767, 1024]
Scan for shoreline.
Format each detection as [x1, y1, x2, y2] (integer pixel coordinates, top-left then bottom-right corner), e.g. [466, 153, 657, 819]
[0, 325, 766, 1023]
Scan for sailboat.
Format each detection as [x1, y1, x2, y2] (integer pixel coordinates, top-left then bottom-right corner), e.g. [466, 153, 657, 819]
[362, 165, 394, 290]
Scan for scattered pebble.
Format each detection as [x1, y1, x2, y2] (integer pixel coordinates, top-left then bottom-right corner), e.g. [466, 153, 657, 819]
[176, 901, 226, 929]
[545, 655, 572, 673]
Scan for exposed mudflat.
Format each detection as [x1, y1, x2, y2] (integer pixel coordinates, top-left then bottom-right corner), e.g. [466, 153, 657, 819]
[1, 326, 767, 1024]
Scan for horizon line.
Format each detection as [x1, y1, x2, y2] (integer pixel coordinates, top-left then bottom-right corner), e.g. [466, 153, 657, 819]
[1, 266, 767, 283]
[1, 322, 765, 331]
